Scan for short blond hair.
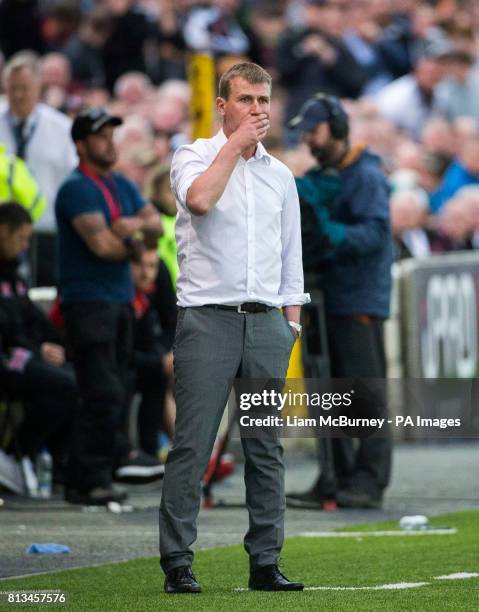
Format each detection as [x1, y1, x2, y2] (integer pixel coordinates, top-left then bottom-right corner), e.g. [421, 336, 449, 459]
[3, 51, 40, 84]
[218, 62, 272, 100]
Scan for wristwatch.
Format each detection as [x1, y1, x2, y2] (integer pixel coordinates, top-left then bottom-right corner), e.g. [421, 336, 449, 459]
[288, 320, 302, 338]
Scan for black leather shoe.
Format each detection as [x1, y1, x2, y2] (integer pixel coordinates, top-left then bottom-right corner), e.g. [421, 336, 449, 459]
[286, 486, 335, 509]
[164, 566, 201, 593]
[249, 565, 304, 591]
[336, 487, 383, 509]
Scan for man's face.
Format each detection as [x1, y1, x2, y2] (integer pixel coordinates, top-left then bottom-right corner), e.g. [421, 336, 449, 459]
[131, 249, 159, 291]
[304, 122, 339, 167]
[6, 67, 40, 119]
[79, 125, 117, 170]
[217, 77, 271, 136]
[0, 223, 33, 260]
[461, 140, 479, 175]
[415, 58, 445, 93]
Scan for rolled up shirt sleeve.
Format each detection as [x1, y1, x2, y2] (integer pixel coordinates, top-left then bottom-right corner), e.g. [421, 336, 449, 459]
[170, 144, 209, 210]
[279, 174, 311, 306]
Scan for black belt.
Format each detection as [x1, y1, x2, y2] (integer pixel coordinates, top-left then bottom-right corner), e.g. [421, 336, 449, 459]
[204, 302, 274, 314]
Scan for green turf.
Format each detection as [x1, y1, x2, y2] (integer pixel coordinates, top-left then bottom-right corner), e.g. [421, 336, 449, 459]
[1, 511, 478, 611]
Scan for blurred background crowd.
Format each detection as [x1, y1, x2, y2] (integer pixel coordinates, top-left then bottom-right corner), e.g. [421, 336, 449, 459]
[3, 0, 479, 274]
[2, 0, 479, 500]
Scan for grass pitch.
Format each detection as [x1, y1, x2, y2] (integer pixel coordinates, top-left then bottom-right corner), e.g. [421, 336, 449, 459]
[1, 510, 478, 611]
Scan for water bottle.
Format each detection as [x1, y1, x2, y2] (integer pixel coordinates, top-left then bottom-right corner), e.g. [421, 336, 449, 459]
[36, 448, 53, 499]
[399, 515, 429, 531]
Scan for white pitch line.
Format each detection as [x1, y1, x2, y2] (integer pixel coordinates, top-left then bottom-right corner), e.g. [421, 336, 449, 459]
[305, 582, 429, 591]
[234, 582, 428, 592]
[434, 572, 479, 580]
[299, 529, 457, 538]
[234, 573, 479, 592]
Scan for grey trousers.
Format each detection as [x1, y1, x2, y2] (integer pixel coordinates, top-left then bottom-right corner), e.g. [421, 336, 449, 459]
[159, 306, 295, 573]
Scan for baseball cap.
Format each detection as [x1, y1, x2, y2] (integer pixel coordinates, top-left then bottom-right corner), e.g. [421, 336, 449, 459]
[288, 94, 347, 132]
[71, 107, 123, 142]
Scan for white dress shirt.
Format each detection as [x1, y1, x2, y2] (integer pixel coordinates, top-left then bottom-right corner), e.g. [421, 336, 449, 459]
[0, 102, 78, 231]
[374, 75, 438, 140]
[171, 129, 310, 308]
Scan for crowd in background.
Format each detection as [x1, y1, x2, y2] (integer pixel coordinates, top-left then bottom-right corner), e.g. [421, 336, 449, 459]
[0, 0, 479, 264]
[2, 0, 479, 267]
[2, 0, 479, 496]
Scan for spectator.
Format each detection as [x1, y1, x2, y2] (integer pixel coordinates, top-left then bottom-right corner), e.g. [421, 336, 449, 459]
[390, 188, 433, 260]
[391, 142, 424, 174]
[130, 232, 174, 456]
[375, 2, 440, 78]
[278, 0, 367, 143]
[0, 0, 43, 59]
[102, 0, 157, 92]
[183, 0, 250, 57]
[145, 0, 186, 84]
[435, 49, 479, 125]
[0, 51, 77, 285]
[40, 53, 72, 93]
[430, 136, 479, 213]
[117, 143, 157, 191]
[342, 1, 395, 94]
[55, 107, 163, 505]
[144, 163, 178, 287]
[40, 2, 81, 52]
[39, 52, 74, 113]
[420, 117, 457, 158]
[374, 48, 448, 140]
[114, 71, 154, 107]
[0, 203, 75, 478]
[436, 195, 476, 249]
[420, 150, 452, 193]
[243, 1, 286, 78]
[62, 8, 112, 90]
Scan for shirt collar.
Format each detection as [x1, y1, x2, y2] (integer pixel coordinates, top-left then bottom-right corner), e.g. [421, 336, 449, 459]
[254, 141, 271, 165]
[8, 105, 38, 130]
[213, 129, 271, 165]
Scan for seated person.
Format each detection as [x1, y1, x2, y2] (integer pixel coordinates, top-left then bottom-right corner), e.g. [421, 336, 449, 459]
[0, 203, 75, 482]
[130, 232, 174, 458]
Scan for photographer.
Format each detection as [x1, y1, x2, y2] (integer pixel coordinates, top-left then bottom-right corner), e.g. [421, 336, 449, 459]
[55, 108, 162, 505]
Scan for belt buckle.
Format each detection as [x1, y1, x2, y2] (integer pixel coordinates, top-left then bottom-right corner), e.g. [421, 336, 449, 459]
[237, 304, 249, 314]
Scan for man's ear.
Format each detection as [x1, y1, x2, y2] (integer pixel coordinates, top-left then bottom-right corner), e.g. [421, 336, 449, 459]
[216, 96, 226, 116]
[75, 140, 86, 158]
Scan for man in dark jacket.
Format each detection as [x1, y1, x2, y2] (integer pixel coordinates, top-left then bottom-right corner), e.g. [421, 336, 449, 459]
[0, 203, 75, 468]
[287, 94, 393, 509]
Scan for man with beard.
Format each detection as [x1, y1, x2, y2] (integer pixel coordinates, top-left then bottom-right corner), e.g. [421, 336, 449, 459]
[287, 94, 393, 509]
[55, 108, 163, 505]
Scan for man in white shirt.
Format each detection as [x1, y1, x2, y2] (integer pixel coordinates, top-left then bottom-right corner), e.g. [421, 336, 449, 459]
[0, 51, 77, 285]
[159, 62, 309, 593]
[374, 52, 446, 140]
